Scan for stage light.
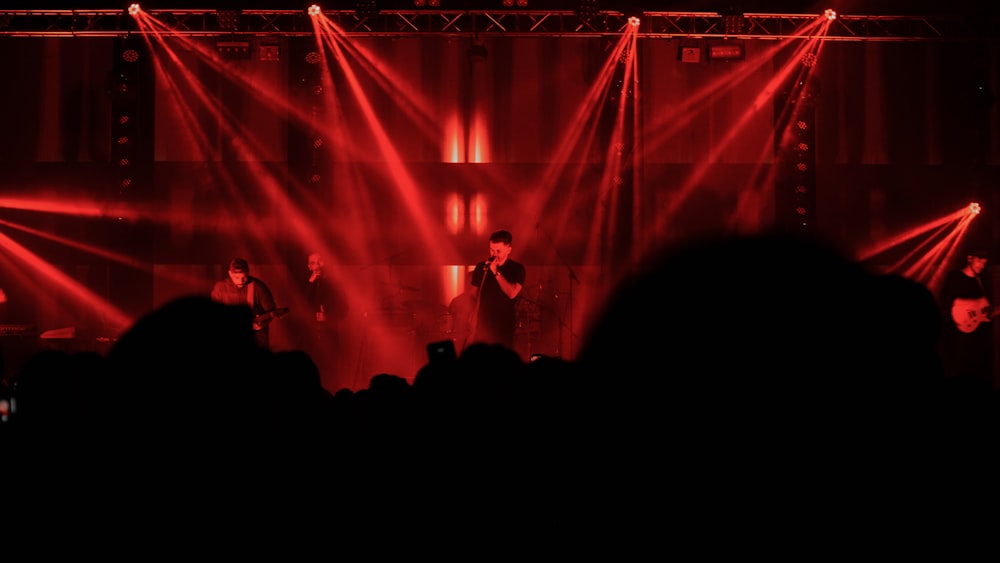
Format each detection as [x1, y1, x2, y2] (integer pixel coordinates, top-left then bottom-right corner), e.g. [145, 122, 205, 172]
[260, 43, 280, 62]
[707, 40, 745, 61]
[308, 5, 321, 17]
[216, 9, 240, 32]
[127, 4, 140, 16]
[575, 0, 600, 20]
[970, 202, 982, 214]
[825, 9, 837, 21]
[429, 0, 440, 6]
[355, 0, 380, 18]
[122, 49, 139, 63]
[107, 70, 135, 99]
[503, 0, 514, 6]
[215, 40, 250, 59]
[678, 39, 701, 63]
[414, 0, 425, 6]
[721, 12, 745, 35]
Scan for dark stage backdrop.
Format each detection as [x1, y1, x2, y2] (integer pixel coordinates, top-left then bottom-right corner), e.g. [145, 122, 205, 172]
[0, 34, 997, 387]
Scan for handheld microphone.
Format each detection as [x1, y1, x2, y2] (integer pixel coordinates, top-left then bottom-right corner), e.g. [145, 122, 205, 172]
[484, 256, 495, 267]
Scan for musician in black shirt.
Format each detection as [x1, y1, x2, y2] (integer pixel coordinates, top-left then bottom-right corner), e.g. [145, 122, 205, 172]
[938, 249, 995, 391]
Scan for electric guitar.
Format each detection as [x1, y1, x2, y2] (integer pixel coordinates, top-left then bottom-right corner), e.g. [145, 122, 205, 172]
[951, 297, 1000, 333]
[253, 307, 288, 331]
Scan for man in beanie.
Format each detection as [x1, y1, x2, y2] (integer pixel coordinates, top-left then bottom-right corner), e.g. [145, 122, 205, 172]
[211, 258, 283, 350]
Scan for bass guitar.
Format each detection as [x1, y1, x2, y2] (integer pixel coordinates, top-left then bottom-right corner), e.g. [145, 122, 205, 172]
[253, 307, 289, 331]
[951, 297, 1000, 333]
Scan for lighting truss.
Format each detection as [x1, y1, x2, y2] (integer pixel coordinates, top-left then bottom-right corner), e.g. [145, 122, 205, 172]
[0, 9, 995, 41]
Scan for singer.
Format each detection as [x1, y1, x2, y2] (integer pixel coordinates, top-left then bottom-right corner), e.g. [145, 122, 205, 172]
[467, 229, 526, 352]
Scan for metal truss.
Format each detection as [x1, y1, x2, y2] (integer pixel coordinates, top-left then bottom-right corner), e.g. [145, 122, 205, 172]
[0, 9, 995, 42]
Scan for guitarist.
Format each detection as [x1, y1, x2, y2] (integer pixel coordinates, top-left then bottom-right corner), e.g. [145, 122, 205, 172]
[938, 248, 994, 391]
[211, 258, 281, 350]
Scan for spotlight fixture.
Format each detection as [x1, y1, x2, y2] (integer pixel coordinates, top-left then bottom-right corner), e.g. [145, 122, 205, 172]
[215, 40, 250, 59]
[678, 39, 701, 64]
[707, 40, 745, 62]
[260, 43, 280, 61]
[216, 9, 240, 32]
[721, 11, 745, 35]
[308, 5, 321, 16]
[575, 0, 600, 20]
[355, 0, 380, 18]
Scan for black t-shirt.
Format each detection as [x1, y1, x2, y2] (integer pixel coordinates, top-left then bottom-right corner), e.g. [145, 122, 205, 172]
[471, 258, 526, 348]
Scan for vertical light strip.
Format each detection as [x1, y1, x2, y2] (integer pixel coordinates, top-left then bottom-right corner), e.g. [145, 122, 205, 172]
[446, 192, 464, 235]
[444, 112, 464, 163]
[471, 193, 487, 235]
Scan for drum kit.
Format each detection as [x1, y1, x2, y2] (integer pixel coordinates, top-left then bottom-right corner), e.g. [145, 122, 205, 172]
[403, 300, 454, 340]
[371, 280, 556, 359]
[375, 295, 454, 343]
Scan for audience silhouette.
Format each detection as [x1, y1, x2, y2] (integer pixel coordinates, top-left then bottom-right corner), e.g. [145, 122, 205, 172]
[2, 233, 997, 543]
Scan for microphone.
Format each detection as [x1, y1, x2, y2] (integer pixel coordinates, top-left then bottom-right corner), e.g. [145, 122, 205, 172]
[484, 256, 495, 268]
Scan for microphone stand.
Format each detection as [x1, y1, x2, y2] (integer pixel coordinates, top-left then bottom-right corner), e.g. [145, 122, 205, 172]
[462, 259, 491, 353]
[534, 225, 580, 358]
